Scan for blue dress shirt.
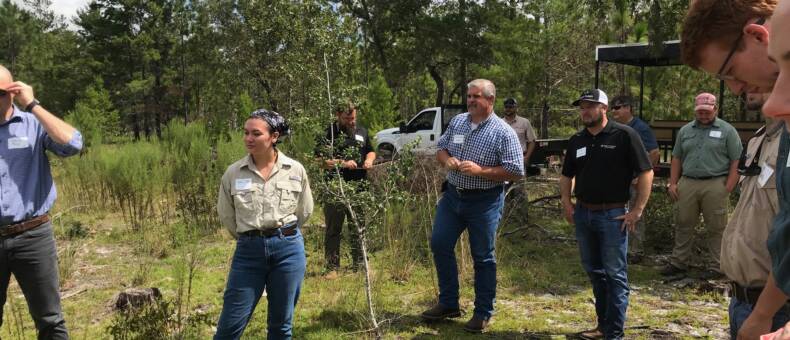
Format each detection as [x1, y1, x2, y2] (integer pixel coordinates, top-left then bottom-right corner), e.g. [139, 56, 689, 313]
[0, 106, 82, 225]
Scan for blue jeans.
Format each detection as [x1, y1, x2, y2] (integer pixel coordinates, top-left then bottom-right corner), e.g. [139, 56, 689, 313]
[729, 296, 790, 338]
[430, 185, 504, 320]
[574, 204, 629, 339]
[214, 228, 306, 340]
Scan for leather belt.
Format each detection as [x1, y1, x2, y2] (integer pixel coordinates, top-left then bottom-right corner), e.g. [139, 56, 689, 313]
[683, 174, 726, 180]
[579, 201, 627, 211]
[0, 214, 49, 237]
[241, 224, 297, 238]
[448, 183, 503, 195]
[729, 282, 765, 305]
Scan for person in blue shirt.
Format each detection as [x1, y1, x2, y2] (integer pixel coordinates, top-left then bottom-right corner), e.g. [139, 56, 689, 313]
[610, 95, 659, 265]
[0, 65, 82, 339]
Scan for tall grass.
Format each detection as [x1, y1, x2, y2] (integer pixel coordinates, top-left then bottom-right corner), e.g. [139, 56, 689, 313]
[59, 121, 246, 234]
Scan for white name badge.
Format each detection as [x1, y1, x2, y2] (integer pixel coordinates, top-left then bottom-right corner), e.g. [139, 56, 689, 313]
[235, 178, 252, 191]
[759, 163, 774, 188]
[787, 149, 790, 168]
[576, 147, 587, 158]
[355, 134, 364, 142]
[453, 135, 465, 144]
[709, 130, 722, 138]
[8, 137, 29, 149]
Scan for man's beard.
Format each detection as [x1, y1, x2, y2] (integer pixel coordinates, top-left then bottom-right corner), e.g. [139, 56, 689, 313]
[341, 124, 355, 135]
[583, 114, 603, 128]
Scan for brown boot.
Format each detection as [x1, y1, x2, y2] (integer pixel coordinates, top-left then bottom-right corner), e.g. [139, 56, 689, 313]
[463, 316, 491, 333]
[420, 304, 462, 321]
[579, 327, 604, 339]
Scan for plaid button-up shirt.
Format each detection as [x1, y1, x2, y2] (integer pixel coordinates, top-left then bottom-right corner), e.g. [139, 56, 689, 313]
[438, 112, 524, 189]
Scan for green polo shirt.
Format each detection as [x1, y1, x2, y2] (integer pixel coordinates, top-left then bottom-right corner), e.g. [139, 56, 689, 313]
[672, 117, 742, 178]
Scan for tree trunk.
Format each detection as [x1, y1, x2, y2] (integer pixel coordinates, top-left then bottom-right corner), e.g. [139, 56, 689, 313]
[428, 65, 444, 106]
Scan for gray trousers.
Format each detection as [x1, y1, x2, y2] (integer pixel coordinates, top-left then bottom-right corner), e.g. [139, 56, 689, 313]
[0, 222, 68, 339]
[323, 202, 363, 269]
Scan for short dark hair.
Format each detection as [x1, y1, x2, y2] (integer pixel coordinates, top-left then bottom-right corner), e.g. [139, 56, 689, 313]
[611, 95, 633, 108]
[334, 99, 357, 115]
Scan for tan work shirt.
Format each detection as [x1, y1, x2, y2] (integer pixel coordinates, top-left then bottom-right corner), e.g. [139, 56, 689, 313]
[217, 152, 314, 238]
[721, 121, 783, 287]
[504, 115, 537, 152]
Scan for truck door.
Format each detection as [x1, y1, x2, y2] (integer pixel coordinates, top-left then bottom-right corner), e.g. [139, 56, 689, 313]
[402, 109, 438, 156]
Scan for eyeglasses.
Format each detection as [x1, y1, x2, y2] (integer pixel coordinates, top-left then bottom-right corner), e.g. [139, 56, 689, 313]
[612, 105, 622, 110]
[504, 105, 515, 109]
[716, 17, 766, 81]
[0, 89, 6, 97]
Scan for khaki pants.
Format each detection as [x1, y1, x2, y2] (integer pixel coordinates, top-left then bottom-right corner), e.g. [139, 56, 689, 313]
[670, 176, 728, 270]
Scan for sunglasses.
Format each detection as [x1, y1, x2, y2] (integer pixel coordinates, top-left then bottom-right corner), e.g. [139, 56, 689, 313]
[715, 17, 766, 81]
[504, 105, 516, 109]
[0, 89, 6, 97]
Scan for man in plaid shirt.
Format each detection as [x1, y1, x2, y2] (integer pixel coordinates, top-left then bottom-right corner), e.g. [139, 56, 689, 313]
[420, 79, 524, 333]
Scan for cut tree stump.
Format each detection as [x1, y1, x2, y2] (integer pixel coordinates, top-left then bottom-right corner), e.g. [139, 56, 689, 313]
[111, 287, 162, 311]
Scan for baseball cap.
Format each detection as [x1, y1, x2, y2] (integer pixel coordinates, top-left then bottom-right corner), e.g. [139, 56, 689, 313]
[694, 92, 717, 112]
[572, 89, 608, 106]
[504, 98, 517, 106]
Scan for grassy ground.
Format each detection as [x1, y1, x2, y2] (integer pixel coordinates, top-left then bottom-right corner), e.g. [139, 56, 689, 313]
[0, 178, 729, 339]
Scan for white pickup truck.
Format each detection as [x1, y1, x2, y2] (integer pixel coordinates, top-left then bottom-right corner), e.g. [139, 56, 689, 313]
[374, 105, 467, 160]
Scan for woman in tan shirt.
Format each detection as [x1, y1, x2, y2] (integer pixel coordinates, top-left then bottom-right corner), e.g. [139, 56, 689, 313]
[214, 109, 313, 340]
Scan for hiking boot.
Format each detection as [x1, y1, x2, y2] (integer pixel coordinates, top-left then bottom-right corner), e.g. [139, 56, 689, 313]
[659, 263, 686, 276]
[420, 304, 462, 321]
[699, 269, 725, 280]
[579, 327, 604, 339]
[463, 316, 491, 333]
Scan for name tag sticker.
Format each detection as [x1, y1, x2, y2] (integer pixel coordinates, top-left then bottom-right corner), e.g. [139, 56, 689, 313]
[576, 147, 587, 158]
[355, 134, 364, 142]
[8, 137, 28, 149]
[452, 135, 465, 144]
[759, 163, 774, 188]
[709, 130, 722, 138]
[235, 178, 252, 191]
[289, 175, 302, 182]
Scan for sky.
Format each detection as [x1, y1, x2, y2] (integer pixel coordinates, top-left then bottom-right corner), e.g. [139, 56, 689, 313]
[12, 0, 89, 21]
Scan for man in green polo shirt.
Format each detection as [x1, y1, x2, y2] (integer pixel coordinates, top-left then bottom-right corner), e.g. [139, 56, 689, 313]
[663, 93, 742, 278]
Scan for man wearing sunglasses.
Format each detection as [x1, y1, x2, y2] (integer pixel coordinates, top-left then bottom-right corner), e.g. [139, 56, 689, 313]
[0, 65, 81, 338]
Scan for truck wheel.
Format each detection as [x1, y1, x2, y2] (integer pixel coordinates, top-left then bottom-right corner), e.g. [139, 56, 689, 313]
[377, 143, 396, 161]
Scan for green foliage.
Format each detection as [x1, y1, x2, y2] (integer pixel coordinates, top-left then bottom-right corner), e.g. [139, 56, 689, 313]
[107, 299, 212, 340]
[66, 79, 120, 147]
[360, 72, 397, 134]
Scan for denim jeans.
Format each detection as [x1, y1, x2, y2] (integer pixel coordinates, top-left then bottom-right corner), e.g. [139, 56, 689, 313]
[0, 222, 68, 340]
[729, 296, 790, 338]
[214, 228, 306, 340]
[574, 204, 629, 339]
[430, 185, 504, 320]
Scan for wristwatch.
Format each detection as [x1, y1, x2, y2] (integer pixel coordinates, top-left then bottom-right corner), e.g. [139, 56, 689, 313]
[24, 99, 40, 112]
